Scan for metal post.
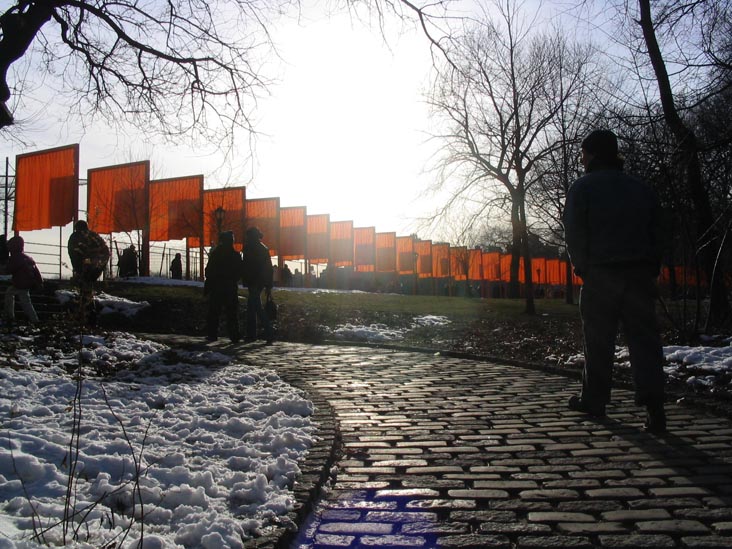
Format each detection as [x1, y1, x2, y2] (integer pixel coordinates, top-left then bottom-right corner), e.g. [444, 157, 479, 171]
[4, 157, 8, 236]
[59, 226, 63, 280]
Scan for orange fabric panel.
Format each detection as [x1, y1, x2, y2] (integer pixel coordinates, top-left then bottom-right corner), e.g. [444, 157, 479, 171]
[532, 257, 547, 285]
[432, 243, 450, 278]
[468, 249, 482, 280]
[396, 236, 415, 275]
[13, 144, 79, 231]
[450, 246, 468, 281]
[188, 187, 246, 250]
[414, 240, 433, 278]
[354, 227, 375, 272]
[499, 254, 527, 283]
[545, 259, 562, 285]
[482, 252, 501, 281]
[88, 161, 149, 234]
[500, 254, 512, 282]
[375, 232, 396, 273]
[246, 197, 280, 257]
[330, 220, 353, 267]
[149, 176, 203, 242]
[280, 206, 306, 260]
[306, 214, 330, 263]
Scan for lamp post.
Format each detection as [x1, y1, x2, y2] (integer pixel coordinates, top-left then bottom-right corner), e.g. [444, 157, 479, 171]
[413, 250, 419, 295]
[213, 206, 225, 243]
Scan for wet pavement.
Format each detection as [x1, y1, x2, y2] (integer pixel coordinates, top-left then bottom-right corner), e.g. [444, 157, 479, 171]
[149, 336, 732, 549]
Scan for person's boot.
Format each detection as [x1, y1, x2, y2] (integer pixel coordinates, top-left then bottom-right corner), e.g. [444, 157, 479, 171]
[644, 402, 667, 433]
[568, 395, 606, 417]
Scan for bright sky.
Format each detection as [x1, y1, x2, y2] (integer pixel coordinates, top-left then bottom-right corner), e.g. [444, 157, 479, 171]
[0, 1, 441, 240]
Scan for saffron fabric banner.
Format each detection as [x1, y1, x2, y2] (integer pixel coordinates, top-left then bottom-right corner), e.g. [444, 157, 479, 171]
[354, 227, 376, 272]
[545, 258, 561, 286]
[482, 251, 501, 282]
[532, 257, 548, 285]
[432, 243, 450, 278]
[450, 246, 468, 281]
[188, 187, 246, 251]
[396, 235, 415, 275]
[375, 232, 396, 273]
[330, 220, 353, 267]
[414, 240, 433, 278]
[468, 248, 482, 280]
[88, 161, 149, 234]
[246, 197, 280, 257]
[279, 206, 307, 260]
[306, 214, 330, 264]
[13, 144, 79, 231]
[149, 176, 203, 242]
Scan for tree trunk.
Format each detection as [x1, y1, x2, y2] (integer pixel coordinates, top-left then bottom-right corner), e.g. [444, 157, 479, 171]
[508, 199, 521, 299]
[638, 0, 730, 325]
[519, 197, 535, 314]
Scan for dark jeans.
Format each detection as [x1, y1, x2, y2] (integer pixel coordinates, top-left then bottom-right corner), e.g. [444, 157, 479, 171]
[579, 264, 665, 407]
[206, 290, 239, 340]
[246, 286, 273, 341]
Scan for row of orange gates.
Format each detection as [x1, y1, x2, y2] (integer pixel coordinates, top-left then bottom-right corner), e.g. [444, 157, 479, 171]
[9, 143, 689, 291]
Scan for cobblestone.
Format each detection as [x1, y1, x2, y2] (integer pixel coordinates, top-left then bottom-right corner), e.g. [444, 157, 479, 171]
[149, 337, 732, 548]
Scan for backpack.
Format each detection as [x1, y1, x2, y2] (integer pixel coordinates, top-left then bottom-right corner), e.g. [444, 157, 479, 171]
[15, 255, 43, 290]
[30, 261, 43, 290]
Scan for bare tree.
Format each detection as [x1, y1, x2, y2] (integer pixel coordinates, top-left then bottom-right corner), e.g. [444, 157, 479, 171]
[635, 0, 731, 326]
[574, 0, 732, 326]
[428, 0, 597, 313]
[0, 0, 295, 145]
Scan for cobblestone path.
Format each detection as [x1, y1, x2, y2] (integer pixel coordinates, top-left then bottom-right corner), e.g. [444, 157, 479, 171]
[153, 336, 732, 548]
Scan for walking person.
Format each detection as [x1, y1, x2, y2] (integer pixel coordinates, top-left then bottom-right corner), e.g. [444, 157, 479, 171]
[204, 231, 242, 342]
[118, 244, 138, 277]
[67, 220, 110, 324]
[563, 129, 667, 433]
[170, 253, 183, 280]
[4, 236, 42, 325]
[242, 227, 274, 344]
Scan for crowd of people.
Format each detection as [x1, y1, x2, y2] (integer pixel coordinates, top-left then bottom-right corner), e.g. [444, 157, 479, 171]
[0, 219, 275, 345]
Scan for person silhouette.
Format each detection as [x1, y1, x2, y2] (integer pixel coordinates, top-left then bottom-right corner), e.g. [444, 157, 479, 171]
[204, 231, 242, 342]
[242, 227, 274, 344]
[564, 129, 666, 433]
[170, 253, 183, 280]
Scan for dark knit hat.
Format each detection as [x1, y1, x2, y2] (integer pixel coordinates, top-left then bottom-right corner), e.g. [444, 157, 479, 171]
[218, 231, 234, 245]
[581, 130, 619, 159]
[246, 226, 263, 240]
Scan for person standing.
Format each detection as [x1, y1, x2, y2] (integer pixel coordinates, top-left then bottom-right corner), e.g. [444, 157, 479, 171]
[204, 231, 242, 342]
[118, 244, 138, 277]
[242, 226, 274, 344]
[170, 253, 183, 280]
[4, 236, 42, 325]
[68, 220, 110, 283]
[563, 129, 666, 433]
[67, 220, 110, 324]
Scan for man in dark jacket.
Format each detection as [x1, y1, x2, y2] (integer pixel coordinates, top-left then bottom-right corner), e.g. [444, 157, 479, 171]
[242, 226, 274, 343]
[67, 220, 110, 325]
[564, 129, 666, 432]
[204, 231, 243, 342]
[4, 235, 41, 324]
[68, 220, 110, 283]
[170, 253, 183, 280]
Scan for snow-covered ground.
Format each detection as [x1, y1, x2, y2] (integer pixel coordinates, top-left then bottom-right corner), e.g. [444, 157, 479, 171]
[2, 279, 731, 547]
[323, 314, 451, 342]
[0, 332, 316, 548]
